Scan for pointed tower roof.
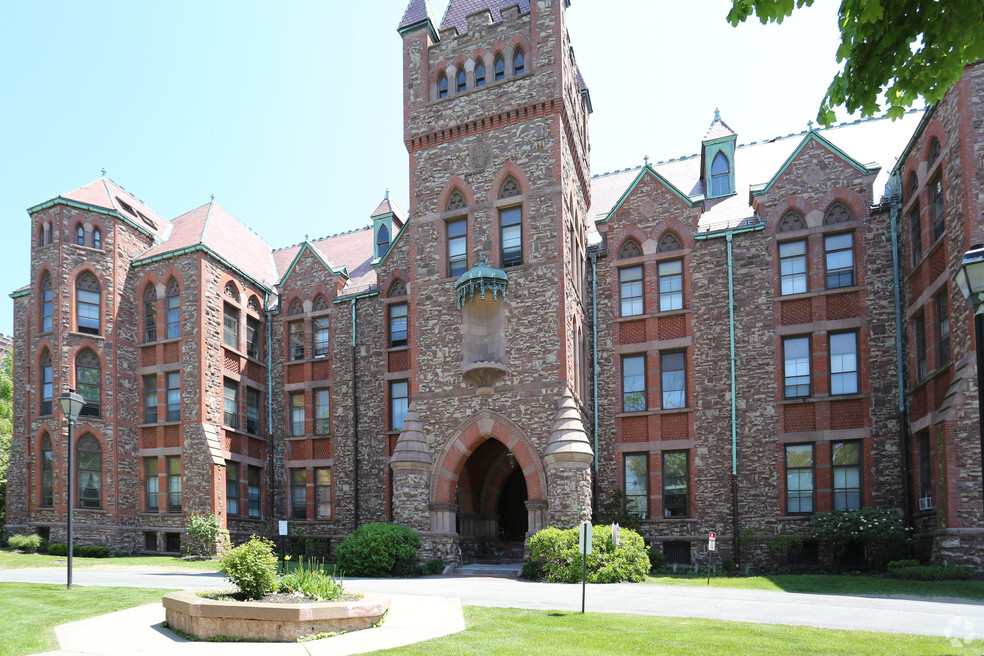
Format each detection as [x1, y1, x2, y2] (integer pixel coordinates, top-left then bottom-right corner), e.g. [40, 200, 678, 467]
[440, 0, 531, 35]
[543, 392, 593, 467]
[390, 403, 432, 469]
[370, 192, 407, 223]
[398, 0, 439, 40]
[703, 108, 736, 141]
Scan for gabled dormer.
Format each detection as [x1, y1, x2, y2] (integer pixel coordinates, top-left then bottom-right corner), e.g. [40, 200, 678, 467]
[370, 192, 407, 261]
[701, 109, 737, 199]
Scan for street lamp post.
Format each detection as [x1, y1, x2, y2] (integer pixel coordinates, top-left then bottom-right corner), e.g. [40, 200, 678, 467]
[954, 244, 984, 521]
[58, 390, 84, 590]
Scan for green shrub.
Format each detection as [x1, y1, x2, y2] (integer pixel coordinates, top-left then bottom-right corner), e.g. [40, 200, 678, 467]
[279, 556, 343, 601]
[417, 558, 445, 576]
[186, 513, 222, 557]
[888, 565, 976, 581]
[335, 523, 421, 577]
[220, 535, 279, 600]
[887, 559, 920, 571]
[8, 533, 42, 553]
[78, 545, 110, 558]
[526, 524, 650, 583]
[521, 560, 545, 581]
[47, 543, 81, 557]
[648, 547, 666, 571]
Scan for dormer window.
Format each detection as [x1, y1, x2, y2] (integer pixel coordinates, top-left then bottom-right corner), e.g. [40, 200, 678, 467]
[475, 61, 486, 87]
[711, 152, 731, 196]
[456, 70, 466, 93]
[494, 56, 505, 81]
[438, 73, 448, 99]
[513, 50, 525, 75]
[377, 224, 390, 256]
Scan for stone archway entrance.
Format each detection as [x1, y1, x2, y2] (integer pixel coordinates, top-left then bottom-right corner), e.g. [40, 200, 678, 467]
[454, 437, 528, 543]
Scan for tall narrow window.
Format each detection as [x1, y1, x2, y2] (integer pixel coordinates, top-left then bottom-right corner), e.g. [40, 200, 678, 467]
[246, 315, 260, 358]
[247, 466, 261, 518]
[663, 451, 689, 517]
[143, 374, 158, 424]
[390, 380, 409, 430]
[226, 462, 240, 515]
[41, 434, 53, 507]
[456, 69, 466, 93]
[165, 278, 180, 339]
[93, 228, 101, 250]
[77, 433, 102, 509]
[377, 224, 390, 255]
[785, 444, 814, 514]
[291, 392, 305, 436]
[290, 321, 305, 361]
[500, 206, 523, 267]
[829, 332, 858, 395]
[166, 372, 180, 422]
[437, 73, 448, 99]
[223, 303, 239, 349]
[779, 240, 807, 295]
[76, 224, 85, 246]
[40, 272, 52, 333]
[494, 56, 505, 81]
[658, 260, 683, 311]
[316, 468, 331, 518]
[143, 285, 157, 343]
[314, 317, 330, 358]
[389, 303, 408, 347]
[76, 272, 101, 334]
[917, 432, 931, 501]
[315, 389, 330, 435]
[76, 349, 101, 417]
[40, 349, 53, 415]
[447, 219, 468, 277]
[783, 336, 811, 398]
[623, 453, 648, 518]
[223, 379, 238, 428]
[513, 49, 525, 75]
[619, 266, 643, 316]
[832, 441, 861, 511]
[291, 469, 307, 519]
[167, 456, 182, 513]
[710, 152, 731, 196]
[475, 61, 486, 87]
[660, 351, 686, 409]
[246, 388, 260, 434]
[622, 354, 646, 412]
[910, 206, 922, 266]
[914, 313, 927, 382]
[145, 457, 159, 512]
[936, 292, 950, 366]
[931, 175, 944, 240]
[825, 233, 854, 289]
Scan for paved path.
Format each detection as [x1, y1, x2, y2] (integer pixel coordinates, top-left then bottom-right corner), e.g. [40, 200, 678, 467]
[5, 568, 983, 654]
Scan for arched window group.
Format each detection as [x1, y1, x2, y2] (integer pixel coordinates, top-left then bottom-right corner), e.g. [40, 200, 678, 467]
[436, 49, 526, 100]
[72, 223, 102, 249]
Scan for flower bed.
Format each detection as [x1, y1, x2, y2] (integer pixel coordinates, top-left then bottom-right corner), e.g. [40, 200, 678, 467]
[162, 590, 389, 642]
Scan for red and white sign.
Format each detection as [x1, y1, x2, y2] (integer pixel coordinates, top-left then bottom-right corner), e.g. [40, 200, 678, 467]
[708, 531, 717, 551]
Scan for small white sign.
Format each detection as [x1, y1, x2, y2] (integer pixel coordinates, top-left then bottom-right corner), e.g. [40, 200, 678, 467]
[708, 531, 716, 551]
[578, 522, 593, 555]
[612, 523, 620, 547]
[278, 520, 288, 536]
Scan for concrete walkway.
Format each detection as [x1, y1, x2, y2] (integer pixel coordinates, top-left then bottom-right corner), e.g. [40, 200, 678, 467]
[6, 568, 983, 654]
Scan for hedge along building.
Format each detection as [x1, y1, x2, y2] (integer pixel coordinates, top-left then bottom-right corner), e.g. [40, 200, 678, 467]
[5, 0, 983, 567]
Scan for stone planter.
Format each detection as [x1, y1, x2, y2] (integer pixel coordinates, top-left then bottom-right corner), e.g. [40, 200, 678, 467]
[162, 590, 390, 642]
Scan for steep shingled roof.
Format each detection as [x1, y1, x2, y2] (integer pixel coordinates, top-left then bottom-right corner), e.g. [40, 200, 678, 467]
[40, 177, 171, 241]
[440, 0, 531, 34]
[273, 227, 377, 297]
[399, 0, 437, 31]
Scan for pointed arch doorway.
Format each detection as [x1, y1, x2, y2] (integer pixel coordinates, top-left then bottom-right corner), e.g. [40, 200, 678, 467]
[455, 438, 528, 542]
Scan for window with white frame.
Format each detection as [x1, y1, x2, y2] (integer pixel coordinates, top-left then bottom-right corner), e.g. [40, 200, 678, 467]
[623, 453, 648, 518]
[622, 354, 646, 412]
[829, 332, 858, 395]
[619, 266, 643, 316]
[779, 240, 807, 295]
[832, 441, 861, 511]
[785, 444, 814, 514]
[783, 336, 811, 398]
[658, 260, 683, 311]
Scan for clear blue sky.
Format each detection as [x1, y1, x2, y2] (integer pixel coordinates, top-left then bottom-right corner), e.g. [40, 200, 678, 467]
[0, 0, 850, 336]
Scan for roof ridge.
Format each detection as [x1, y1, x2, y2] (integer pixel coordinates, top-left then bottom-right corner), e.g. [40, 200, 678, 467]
[272, 225, 372, 252]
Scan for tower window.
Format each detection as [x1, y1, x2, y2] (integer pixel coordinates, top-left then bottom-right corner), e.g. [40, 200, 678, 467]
[447, 219, 467, 277]
[40, 272, 52, 333]
[75, 224, 85, 246]
[76, 272, 101, 334]
[93, 228, 101, 249]
[76, 349, 101, 417]
[438, 73, 448, 99]
[710, 152, 730, 196]
[377, 224, 390, 256]
[500, 207, 523, 267]
[494, 56, 505, 81]
[513, 49, 525, 75]
[475, 61, 485, 87]
[456, 69, 466, 93]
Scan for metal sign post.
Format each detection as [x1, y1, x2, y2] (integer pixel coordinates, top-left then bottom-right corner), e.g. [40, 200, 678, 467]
[707, 531, 716, 585]
[578, 522, 592, 613]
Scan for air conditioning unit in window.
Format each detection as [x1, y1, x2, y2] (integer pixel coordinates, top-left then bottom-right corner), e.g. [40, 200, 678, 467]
[918, 496, 934, 511]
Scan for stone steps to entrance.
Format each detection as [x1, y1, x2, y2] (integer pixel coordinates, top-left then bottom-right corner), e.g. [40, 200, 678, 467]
[451, 563, 523, 578]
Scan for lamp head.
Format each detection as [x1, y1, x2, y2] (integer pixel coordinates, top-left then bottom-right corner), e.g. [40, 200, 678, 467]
[59, 390, 85, 422]
[956, 245, 984, 314]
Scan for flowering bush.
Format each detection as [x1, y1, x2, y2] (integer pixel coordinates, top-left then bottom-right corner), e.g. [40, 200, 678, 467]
[810, 508, 909, 565]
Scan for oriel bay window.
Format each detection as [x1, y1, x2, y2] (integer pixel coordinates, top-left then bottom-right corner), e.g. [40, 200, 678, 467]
[825, 233, 854, 289]
[783, 336, 811, 398]
[660, 351, 686, 409]
[662, 451, 689, 517]
[619, 266, 643, 316]
[167, 456, 182, 513]
[316, 468, 331, 518]
[622, 354, 646, 412]
[779, 240, 807, 295]
[145, 457, 159, 512]
[291, 469, 307, 519]
[829, 332, 858, 395]
[785, 444, 814, 514]
[832, 441, 861, 511]
[658, 260, 683, 311]
[389, 303, 408, 347]
[623, 453, 648, 518]
[447, 218, 467, 277]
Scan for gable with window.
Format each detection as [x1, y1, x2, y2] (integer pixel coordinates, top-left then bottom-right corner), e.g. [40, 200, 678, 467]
[76, 349, 101, 417]
[710, 152, 731, 196]
[76, 272, 101, 334]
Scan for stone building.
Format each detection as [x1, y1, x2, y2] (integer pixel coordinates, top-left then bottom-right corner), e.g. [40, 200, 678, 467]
[5, 0, 983, 567]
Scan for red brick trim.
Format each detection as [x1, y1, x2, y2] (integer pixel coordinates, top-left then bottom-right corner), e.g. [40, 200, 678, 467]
[406, 99, 561, 153]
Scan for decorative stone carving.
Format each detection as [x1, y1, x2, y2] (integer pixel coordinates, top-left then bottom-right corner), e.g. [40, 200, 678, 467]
[446, 189, 467, 211]
[778, 211, 805, 232]
[824, 202, 853, 225]
[618, 239, 642, 259]
[657, 232, 682, 252]
[499, 176, 521, 199]
[469, 141, 492, 170]
[288, 299, 303, 316]
[388, 279, 407, 298]
[313, 294, 329, 311]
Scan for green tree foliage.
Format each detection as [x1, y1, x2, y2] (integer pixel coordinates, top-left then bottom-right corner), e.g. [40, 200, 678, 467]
[728, 0, 984, 125]
[334, 523, 421, 577]
[0, 354, 12, 527]
[220, 535, 279, 600]
[525, 525, 650, 583]
[186, 512, 221, 557]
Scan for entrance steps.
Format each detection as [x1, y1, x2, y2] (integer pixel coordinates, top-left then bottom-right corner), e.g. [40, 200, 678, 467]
[451, 562, 523, 578]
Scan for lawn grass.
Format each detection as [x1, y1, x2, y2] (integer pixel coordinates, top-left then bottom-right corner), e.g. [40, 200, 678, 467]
[0, 547, 221, 571]
[376, 606, 983, 656]
[646, 572, 984, 601]
[0, 582, 174, 656]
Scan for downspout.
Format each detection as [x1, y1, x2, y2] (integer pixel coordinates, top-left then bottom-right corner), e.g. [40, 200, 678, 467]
[351, 296, 360, 529]
[591, 252, 599, 472]
[694, 223, 764, 565]
[265, 294, 274, 522]
[890, 202, 913, 528]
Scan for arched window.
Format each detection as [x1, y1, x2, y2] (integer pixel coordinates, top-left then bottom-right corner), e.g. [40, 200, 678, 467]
[438, 73, 448, 99]
[93, 228, 101, 249]
[40, 433, 53, 507]
[76, 272, 100, 334]
[76, 349, 101, 417]
[75, 224, 85, 246]
[907, 173, 919, 203]
[40, 349, 53, 415]
[166, 277, 180, 339]
[513, 49, 525, 75]
[929, 137, 941, 163]
[711, 152, 731, 196]
[77, 433, 102, 509]
[456, 69, 466, 93]
[494, 56, 505, 81]
[40, 272, 52, 333]
[38, 225, 45, 247]
[377, 224, 390, 255]
[143, 284, 157, 343]
[475, 61, 486, 87]
[499, 176, 523, 267]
